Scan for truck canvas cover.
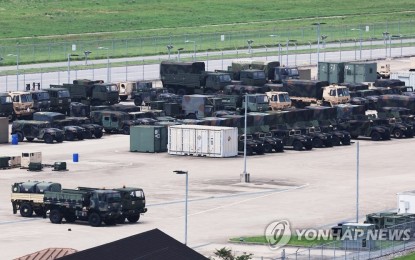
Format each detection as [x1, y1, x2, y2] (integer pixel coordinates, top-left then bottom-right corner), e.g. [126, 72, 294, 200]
[283, 80, 330, 99]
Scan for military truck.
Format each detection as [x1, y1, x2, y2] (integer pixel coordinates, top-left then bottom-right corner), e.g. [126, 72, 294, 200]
[337, 116, 391, 141]
[11, 120, 65, 143]
[241, 94, 270, 113]
[252, 132, 284, 153]
[273, 66, 300, 83]
[30, 90, 51, 112]
[90, 110, 143, 134]
[293, 123, 333, 148]
[160, 61, 232, 95]
[271, 126, 313, 151]
[66, 117, 103, 139]
[377, 64, 390, 79]
[33, 112, 87, 141]
[78, 186, 147, 224]
[0, 92, 14, 121]
[238, 134, 265, 156]
[52, 79, 119, 106]
[266, 91, 292, 110]
[8, 91, 34, 119]
[180, 95, 224, 119]
[371, 115, 414, 138]
[11, 181, 62, 217]
[43, 188, 122, 227]
[226, 60, 280, 81]
[377, 95, 415, 114]
[116, 80, 156, 103]
[43, 88, 71, 115]
[282, 80, 350, 108]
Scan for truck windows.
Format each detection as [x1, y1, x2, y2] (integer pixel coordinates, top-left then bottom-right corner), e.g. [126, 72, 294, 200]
[279, 93, 291, 102]
[12, 96, 20, 102]
[0, 96, 12, 104]
[20, 94, 33, 102]
[219, 74, 232, 83]
[106, 85, 118, 92]
[58, 90, 70, 98]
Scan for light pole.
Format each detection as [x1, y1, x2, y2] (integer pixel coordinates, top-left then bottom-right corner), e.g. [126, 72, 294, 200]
[166, 45, 174, 60]
[67, 53, 79, 84]
[351, 28, 362, 60]
[177, 48, 184, 61]
[98, 47, 110, 82]
[382, 32, 390, 58]
[185, 40, 196, 61]
[312, 22, 326, 65]
[174, 170, 188, 245]
[7, 53, 19, 90]
[241, 94, 250, 183]
[321, 35, 328, 62]
[84, 50, 92, 65]
[247, 40, 254, 55]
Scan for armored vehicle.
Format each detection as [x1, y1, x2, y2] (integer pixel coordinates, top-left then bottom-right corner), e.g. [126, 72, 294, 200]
[43, 188, 122, 227]
[66, 117, 103, 139]
[271, 126, 313, 151]
[30, 90, 51, 112]
[160, 61, 232, 95]
[90, 110, 142, 135]
[0, 92, 14, 120]
[78, 186, 147, 224]
[33, 112, 87, 141]
[11, 120, 65, 143]
[316, 120, 351, 146]
[295, 125, 333, 148]
[273, 66, 300, 83]
[252, 132, 284, 153]
[43, 88, 71, 115]
[8, 91, 34, 119]
[238, 134, 265, 156]
[372, 116, 414, 138]
[11, 181, 62, 217]
[338, 116, 391, 141]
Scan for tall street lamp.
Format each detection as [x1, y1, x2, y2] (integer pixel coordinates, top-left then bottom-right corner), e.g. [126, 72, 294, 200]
[351, 28, 362, 60]
[167, 45, 174, 60]
[177, 48, 184, 61]
[312, 22, 326, 65]
[7, 53, 19, 90]
[174, 170, 189, 245]
[185, 40, 196, 61]
[67, 53, 79, 84]
[382, 32, 390, 58]
[98, 47, 110, 82]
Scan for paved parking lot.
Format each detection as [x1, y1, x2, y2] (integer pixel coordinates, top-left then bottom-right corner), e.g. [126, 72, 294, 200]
[1, 132, 415, 259]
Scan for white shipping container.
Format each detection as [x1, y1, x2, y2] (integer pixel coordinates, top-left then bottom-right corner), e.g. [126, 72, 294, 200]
[9, 156, 21, 167]
[397, 191, 415, 214]
[390, 71, 415, 87]
[21, 152, 42, 168]
[168, 125, 238, 157]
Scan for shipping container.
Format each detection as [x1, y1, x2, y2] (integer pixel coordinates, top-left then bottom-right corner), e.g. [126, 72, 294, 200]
[0, 117, 8, 143]
[130, 125, 167, 153]
[397, 190, 415, 214]
[390, 71, 415, 87]
[168, 125, 238, 157]
[21, 152, 42, 168]
[344, 62, 377, 83]
[318, 62, 345, 84]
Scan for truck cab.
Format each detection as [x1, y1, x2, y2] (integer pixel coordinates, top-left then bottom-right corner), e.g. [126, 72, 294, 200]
[242, 94, 269, 113]
[274, 67, 300, 83]
[266, 91, 292, 110]
[322, 85, 350, 106]
[8, 91, 34, 118]
[239, 69, 267, 86]
[44, 87, 71, 115]
[30, 90, 51, 112]
[0, 92, 14, 120]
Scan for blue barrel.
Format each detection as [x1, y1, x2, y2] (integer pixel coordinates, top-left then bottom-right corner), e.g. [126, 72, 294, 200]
[11, 134, 18, 145]
[73, 153, 79, 162]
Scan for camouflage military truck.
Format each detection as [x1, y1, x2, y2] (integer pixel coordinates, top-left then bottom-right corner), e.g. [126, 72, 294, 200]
[43, 88, 71, 115]
[11, 181, 62, 217]
[271, 125, 313, 151]
[252, 132, 284, 153]
[160, 61, 232, 95]
[371, 114, 414, 138]
[240, 94, 270, 113]
[0, 92, 14, 121]
[11, 120, 65, 143]
[90, 110, 142, 135]
[52, 79, 119, 106]
[8, 91, 34, 119]
[43, 188, 122, 227]
[33, 112, 87, 141]
[337, 116, 391, 141]
[238, 134, 265, 156]
[65, 117, 103, 139]
[379, 107, 415, 129]
[30, 90, 51, 112]
[266, 91, 292, 111]
[78, 186, 147, 224]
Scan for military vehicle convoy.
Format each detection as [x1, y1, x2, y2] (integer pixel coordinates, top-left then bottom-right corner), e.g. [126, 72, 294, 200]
[11, 120, 65, 143]
[0, 92, 14, 120]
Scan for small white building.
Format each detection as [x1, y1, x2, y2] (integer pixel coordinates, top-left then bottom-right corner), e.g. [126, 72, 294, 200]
[397, 190, 415, 214]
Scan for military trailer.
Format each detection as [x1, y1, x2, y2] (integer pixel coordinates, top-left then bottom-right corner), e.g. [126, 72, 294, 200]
[282, 80, 350, 108]
[33, 112, 87, 141]
[43, 188, 122, 227]
[8, 91, 34, 119]
[30, 90, 51, 112]
[11, 120, 65, 143]
[52, 79, 119, 106]
[0, 92, 14, 121]
[43, 88, 71, 115]
[11, 181, 62, 217]
[160, 61, 232, 95]
[78, 186, 147, 224]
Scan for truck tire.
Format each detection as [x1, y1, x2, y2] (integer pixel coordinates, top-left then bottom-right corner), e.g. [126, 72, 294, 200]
[312, 138, 324, 148]
[56, 135, 64, 143]
[116, 216, 125, 224]
[94, 130, 103, 138]
[304, 144, 313, 150]
[49, 209, 63, 224]
[127, 215, 140, 223]
[134, 96, 143, 106]
[20, 203, 33, 217]
[293, 141, 303, 151]
[122, 126, 130, 135]
[88, 212, 102, 227]
[44, 134, 54, 144]
[64, 213, 77, 223]
[371, 132, 381, 141]
[263, 144, 273, 153]
[16, 132, 24, 142]
[393, 129, 403, 139]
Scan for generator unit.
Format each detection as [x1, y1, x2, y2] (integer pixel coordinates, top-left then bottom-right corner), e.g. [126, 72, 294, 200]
[21, 152, 42, 168]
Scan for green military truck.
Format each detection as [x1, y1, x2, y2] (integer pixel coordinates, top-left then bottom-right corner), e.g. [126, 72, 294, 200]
[43, 87, 71, 115]
[160, 61, 232, 95]
[52, 79, 119, 106]
[0, 92, 14, 121]
[43, 188, 122, 227]
[11, 120, 65, 143]
[78, 186, 147, 224]
[90, 110, 143, 134]
[11, 181, 62, 217]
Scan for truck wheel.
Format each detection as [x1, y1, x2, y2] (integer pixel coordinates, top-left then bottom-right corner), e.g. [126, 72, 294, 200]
[134, 97, 143, 106]
[393, 129, 403, 139]
[56, 136, 64, 143]
[16, 132, 24, 142]
[371, 132, 382, 141]
[44, 134, 54, 144]
[312, 138, 324, 148]
[94, 130, 103, 138]
[116, 216, 126, 224]
[64, 213, 77, 223]
[26, 137, 34, 142]
[293, 141, 303, 151]
[49, 209, 63, 224]
[88, 212, 102, 227]
[65, 132, 75, 141]
[263, 144, 273, 153]
[122, 126, 130, 135]
[127, 215, 140, 223]
[20, 203, 33, 217]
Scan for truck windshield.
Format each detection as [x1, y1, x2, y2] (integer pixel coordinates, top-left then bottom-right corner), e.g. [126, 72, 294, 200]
[21, 94, 33, 102]
[103, 192, 121, 203]
[337, 88, 350, 97]
[288, 68, 299, 76]
[0, 96, 12, 104]
[106, 85, 118, 92]
[36, 92, 50, 101]
[130, 190, 145, 199]
[58, 90, 70, 98]
[219, 74, 232, 83]
[253, 71, 266, 80]
[256, 95, 268, 104]
[279, 93, 291, 102]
